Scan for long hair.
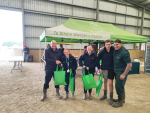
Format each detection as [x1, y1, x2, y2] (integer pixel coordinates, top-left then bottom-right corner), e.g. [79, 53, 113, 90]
[64, 48, 72, 55]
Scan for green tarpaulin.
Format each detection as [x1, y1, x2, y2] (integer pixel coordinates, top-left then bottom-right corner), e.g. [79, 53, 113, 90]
[40, 18, 148, 43]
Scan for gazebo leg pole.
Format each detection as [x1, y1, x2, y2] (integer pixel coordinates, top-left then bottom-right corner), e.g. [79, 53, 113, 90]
[39, 37, 41, 70]
[80, 43, 82, 56]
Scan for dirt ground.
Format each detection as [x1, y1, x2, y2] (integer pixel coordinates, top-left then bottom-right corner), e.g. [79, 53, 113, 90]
[0, 61, 150, 113]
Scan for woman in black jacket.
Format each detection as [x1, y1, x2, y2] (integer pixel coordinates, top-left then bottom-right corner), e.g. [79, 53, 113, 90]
[62, 49, 77, 100]
[79, 45, 97, 100]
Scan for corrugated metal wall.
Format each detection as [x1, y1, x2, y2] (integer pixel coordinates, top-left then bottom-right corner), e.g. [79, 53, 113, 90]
[0, 0, 150, 50]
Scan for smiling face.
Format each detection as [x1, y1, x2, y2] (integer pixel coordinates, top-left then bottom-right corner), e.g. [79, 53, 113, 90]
[87, 45, 93, 53]
[64, 49, 70, 58]
[50, 40, 57, 50]
[114, 42, 122, 50]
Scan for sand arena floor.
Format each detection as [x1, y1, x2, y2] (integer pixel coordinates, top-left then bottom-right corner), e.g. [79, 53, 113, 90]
[0, 61, 150, 113]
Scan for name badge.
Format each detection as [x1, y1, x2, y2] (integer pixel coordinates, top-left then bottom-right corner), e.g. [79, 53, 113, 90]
[67, 69, 70, 73]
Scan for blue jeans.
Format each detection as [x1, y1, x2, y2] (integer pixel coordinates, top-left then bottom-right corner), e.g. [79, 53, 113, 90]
[24, 53, 29, 61]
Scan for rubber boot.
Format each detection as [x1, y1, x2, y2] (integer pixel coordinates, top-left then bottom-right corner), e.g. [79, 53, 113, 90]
[71, 93, 75, 100]
[64, 92, 68, 100]
[112, 95, 124, 108]
[83, 93, 87, 100]
[109, 92, 113, 105]
[99, 90, 107, 100]
[113, 92, 125, 103]
[89, 93, 92, 100]
[56, 88, 62, 99]
[41, 89, 47, 101]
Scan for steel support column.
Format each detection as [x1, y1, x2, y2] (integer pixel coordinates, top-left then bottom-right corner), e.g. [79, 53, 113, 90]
[22, 0, 25, 46]
[140, 8, 145, 50]
[96, 0, 99, 22]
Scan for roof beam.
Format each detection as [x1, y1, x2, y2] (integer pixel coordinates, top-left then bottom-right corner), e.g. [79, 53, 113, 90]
[122, 0, 150, 12]
[141, 0, 150, 5]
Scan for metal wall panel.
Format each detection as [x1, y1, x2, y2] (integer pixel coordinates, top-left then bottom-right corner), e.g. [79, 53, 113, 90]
[126, 17, 138, 26]
[25, 37, 46, 49]
[143, 19, 150, 28]
[73, 7, 96, 19]
[115, 25, 125, 30]
[24, 12, 57, 27]
[0, 0, 21, 8]
[56, 17, 68, 25]
[144, 12, 150, 18]
[25, 26, 45, 37]
[56, 4, 72, 15]
[116, 15, 126, 24]
[52, 0, 72, 4]
[126, 6, 138, 16]
[138, 18, 141, 27]
[99, 12, 115, 23]
[24, 0, 56, 13]
[125, 26, 137, 34]
[143, 28, 150, 35]
[116, 4, 126, 14]
[24, 12, 68, 27]
[73, 0, 96, 8]
[99, 1, 116, 12]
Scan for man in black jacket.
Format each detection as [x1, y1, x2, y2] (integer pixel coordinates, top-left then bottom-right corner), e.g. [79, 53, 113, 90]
[41, 40, 63, 101]
[23, 45, 29, 62]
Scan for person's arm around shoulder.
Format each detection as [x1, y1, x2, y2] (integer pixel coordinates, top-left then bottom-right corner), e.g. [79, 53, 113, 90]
[120, 50, 132, 80]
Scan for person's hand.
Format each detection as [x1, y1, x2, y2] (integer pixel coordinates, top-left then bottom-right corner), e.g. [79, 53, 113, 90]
[83, 65, 85, 68]
[120, 74, 125, 80]
[99, 69, 103, 74]
[61, 64, 63, 66]
[56, 60, 61, 65]
[86, 67, 89, 70]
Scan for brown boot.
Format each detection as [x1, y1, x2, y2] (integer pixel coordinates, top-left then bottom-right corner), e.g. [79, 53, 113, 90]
[41, 89, 47, 101]
[112, 95, 124, 108]
[113, 92, 125, 103]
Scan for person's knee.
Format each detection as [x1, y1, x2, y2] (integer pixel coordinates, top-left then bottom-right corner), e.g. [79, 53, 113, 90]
[109, 79, 113, 86]
[104, 79, 107, 84]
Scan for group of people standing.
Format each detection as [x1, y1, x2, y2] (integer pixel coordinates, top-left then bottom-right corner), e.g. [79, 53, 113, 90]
[41, 39, 132, 108]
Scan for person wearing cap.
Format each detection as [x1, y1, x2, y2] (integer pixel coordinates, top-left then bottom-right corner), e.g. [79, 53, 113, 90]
[23, 45, 29, 62]
[112, 39, 132, 108]
[41, 40, 63, 101]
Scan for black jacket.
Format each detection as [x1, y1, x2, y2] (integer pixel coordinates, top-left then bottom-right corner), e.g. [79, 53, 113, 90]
[44, 47, 62, 73]
[23, 47, 29, 54]
[97, 47, 114, 70]
[79, 52, 97, 74]
[62, 54, 77, 77]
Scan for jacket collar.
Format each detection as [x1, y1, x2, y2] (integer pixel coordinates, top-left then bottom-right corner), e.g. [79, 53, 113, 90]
[49, 47, 58, 52]
[85, 52, 94, 56]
